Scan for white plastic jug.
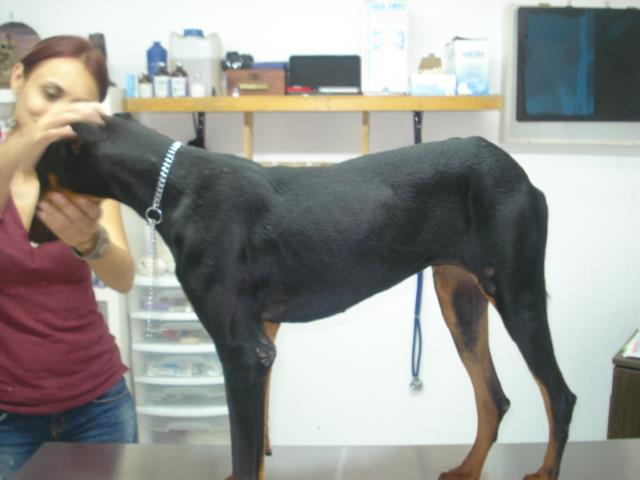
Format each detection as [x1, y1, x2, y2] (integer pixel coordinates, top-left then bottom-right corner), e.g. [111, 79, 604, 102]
[169, 29, 222, 96]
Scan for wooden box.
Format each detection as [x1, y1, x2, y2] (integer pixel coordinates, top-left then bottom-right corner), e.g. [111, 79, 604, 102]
[608, 351, 640, 439]
[224, 69, 285, 96]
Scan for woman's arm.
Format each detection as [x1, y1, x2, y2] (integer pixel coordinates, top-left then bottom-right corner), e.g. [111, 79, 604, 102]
[0, 139, 23, 211]
[86, 199, 135, 293]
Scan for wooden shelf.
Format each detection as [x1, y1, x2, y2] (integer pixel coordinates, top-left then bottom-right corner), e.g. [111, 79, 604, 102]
[124, 94, 503, 113]
[122, 95, 503, 159]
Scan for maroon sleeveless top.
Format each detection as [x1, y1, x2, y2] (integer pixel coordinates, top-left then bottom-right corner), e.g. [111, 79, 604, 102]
[0, 195, 126, 414]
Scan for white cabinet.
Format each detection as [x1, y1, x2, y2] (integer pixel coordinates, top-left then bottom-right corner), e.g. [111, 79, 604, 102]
[128, 274, 229, 444]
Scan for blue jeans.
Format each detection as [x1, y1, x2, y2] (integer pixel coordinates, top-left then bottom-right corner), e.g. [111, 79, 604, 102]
[0, 377, 137, 479]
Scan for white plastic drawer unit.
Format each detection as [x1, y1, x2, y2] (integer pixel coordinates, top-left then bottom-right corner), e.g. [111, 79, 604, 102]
[130, 274, 230, 444]
[135, 377, 227, 407]
[131, 345, 223, 379]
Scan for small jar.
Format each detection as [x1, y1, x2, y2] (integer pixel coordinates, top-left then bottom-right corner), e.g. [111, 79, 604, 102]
[139, 73, 153, 98]
[171, 62, 189, 97]
[153, 62, 171, 97]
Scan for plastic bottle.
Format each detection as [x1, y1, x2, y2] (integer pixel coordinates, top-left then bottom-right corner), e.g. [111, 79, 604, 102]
[169, 29, 222, 96]
[171, 62, 189, 97]
[190, 73, 206, 98]
[147, 41, 168, 77]
[153, 63, 171, 97]
[125, 74, 139, 98]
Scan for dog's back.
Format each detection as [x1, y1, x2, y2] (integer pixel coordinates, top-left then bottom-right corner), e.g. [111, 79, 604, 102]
[243, 137, 542, 323]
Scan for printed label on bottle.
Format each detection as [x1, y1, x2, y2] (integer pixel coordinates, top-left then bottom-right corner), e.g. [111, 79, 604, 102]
[171, 77, 188, 97]
[153, 76, 171, 97]
[139, 83, 153, 98]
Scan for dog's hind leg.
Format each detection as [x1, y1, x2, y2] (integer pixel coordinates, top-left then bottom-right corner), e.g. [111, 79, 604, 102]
[492, 275, 576, 480]
[488, 190, 576, 480]
[262, 321, 281, 457]
[433, 264, 511, 480]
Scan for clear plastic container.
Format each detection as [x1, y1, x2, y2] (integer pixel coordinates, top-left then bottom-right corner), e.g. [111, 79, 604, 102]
[142, 412, 228, 431]
[132, 349, 223, 380]
[135, 381, 226, 407]
[131, 280, 192, 313]
[169, 29, 222, 96]
[130, 316, 211, 344]
[137, 406, 230, 445]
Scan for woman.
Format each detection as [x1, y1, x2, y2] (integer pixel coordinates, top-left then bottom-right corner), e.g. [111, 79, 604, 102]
[0, 36, 136, 478]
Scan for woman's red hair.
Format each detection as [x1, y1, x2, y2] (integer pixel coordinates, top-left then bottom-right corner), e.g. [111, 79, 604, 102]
[21, 35, 110, 101]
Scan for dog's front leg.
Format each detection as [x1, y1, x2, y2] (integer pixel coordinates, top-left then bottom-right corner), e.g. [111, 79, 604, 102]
[218, 324, 276, 480]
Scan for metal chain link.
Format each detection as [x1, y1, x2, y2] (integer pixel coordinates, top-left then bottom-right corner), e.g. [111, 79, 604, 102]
[144, 141, 182, 337]
[144, 221, 158, 337]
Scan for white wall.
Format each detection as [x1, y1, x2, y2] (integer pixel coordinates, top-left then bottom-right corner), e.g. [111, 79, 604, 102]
[5, 0, 640, 446]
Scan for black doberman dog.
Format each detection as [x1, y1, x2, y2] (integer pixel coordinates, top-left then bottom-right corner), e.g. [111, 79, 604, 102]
[31, 115, 576, 480]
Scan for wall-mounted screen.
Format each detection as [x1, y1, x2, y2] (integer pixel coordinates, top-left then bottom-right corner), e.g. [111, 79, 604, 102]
[501, 5, 640, 145]
[516, 7, 640, 122]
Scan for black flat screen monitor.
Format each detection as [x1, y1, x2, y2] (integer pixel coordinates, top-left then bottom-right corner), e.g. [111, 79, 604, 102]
[517, 7, 640, 121]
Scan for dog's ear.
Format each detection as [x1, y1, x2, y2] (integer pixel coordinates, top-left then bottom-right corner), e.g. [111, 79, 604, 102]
[71, 122, 106, 142]
[27, 169, 58, 244]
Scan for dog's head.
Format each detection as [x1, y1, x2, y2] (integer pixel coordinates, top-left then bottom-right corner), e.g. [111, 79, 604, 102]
[29, 113, 139, 243]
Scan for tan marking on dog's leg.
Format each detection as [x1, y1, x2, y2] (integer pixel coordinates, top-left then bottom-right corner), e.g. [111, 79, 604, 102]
[433, 265, 509, 480]
[262, 322, 280, 462]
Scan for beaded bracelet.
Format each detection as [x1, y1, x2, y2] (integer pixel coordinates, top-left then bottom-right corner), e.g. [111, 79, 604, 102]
[72, 225, 111, 261]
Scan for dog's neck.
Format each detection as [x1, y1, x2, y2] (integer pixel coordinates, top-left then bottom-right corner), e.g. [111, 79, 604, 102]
[91, 139, 188, 228]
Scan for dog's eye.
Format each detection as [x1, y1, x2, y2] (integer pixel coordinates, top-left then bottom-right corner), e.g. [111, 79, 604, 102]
[71, 140, 83, 155]
[63, 141, 82, 157]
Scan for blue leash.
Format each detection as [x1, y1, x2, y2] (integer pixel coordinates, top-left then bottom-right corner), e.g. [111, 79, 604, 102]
[410, 111, 424, 392]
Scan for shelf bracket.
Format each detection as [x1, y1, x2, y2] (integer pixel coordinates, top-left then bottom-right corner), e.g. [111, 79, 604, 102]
[361, 111, 370, 155]
[244, 112, 254, 160]
[413, 111, 423, 145]
[188, 112, 206, 149]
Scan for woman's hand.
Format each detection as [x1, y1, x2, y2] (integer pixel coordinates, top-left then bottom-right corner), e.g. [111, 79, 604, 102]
[6, 102, 106, 172]
[35, 191, 104, 253]
[36, 193, 135, 293]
